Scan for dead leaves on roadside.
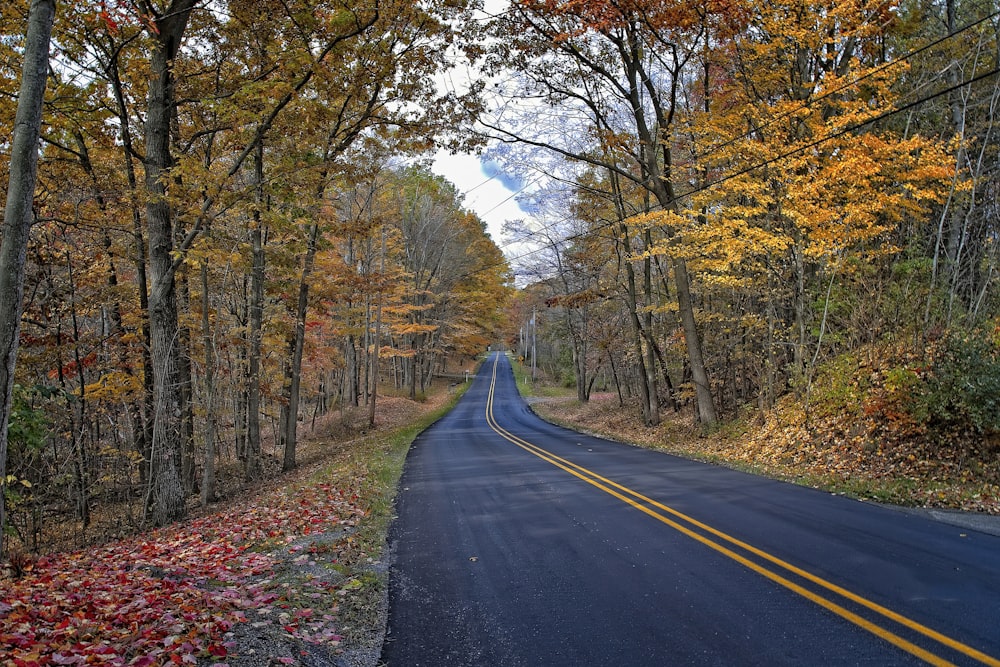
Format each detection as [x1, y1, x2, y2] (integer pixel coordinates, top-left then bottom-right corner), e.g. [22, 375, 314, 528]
[532, 388, 1000, 515]
[0, 481, 365, 666]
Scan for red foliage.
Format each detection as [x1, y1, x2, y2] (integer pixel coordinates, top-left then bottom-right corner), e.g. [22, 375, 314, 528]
[0, 482, 363, 665]
[46, 352, 98, 382]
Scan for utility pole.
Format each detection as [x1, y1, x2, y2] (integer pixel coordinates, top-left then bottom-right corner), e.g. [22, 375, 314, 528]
[531, 307, 537, 382]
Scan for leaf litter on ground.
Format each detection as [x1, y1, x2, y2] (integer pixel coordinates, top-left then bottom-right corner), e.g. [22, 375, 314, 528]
[1, 478, 363, 666]
[531, 391, 1000, 515]
[1, 391, 453, 667]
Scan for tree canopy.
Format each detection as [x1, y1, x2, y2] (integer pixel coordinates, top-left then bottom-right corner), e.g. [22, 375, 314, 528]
[1, 0, 999, 561]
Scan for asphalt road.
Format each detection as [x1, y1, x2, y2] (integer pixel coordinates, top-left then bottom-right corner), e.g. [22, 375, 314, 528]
[381, 352, 1000, 666]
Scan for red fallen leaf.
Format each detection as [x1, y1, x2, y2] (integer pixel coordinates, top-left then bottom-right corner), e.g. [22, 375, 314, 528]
[0, 472, 368, 663]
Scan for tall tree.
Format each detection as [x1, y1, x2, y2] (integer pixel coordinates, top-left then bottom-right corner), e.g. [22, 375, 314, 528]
[660, 0, 955, 401]
[0, 0, 508, 551]
[0, 0, 55, 555]
[141, 0, 198, 526]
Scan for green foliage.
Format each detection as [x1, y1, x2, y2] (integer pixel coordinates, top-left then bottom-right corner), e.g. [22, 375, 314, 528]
[3, 385, 49, 537]
[913, 330, 1000, 435]
[8, 385, 50, 456]
[806, 353, 868, 418]
[557, 345, 576, 388]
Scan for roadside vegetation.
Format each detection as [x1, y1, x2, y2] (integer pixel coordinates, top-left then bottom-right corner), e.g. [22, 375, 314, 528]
[2, 0, 1000, 661]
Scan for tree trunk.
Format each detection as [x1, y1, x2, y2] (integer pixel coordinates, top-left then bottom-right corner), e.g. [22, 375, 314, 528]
[176, 270, 196, 494]
[345, 334, 359, 407]
[369, 299, 383, 426]
[619, 225, 657, 426]
[791, 239, 807, 383]
[104, 47, 155, 488]
[673, 258, 717, 425]
[66, 253, 91, 530]
[0, 0, 54, 555]
[282, 223, 319, 471]
[608, 349, 624, 407]
[575, 343, 589, 402]
[641, 232, 660, 417]
[245, 143, 266, 481]
[200, 259, 218, 506]
[944, 0, 969, 305]
[143, 0, 197, 526]
[368, 225, 387, 427]
[235, 321, 248, 464]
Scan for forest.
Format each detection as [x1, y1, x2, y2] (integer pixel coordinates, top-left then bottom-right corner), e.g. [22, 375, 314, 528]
[1, 0, 999, 592]
[490, 0, 1000, 508]
[2, 0, 1000, 663]
[0, 0, 510, 559]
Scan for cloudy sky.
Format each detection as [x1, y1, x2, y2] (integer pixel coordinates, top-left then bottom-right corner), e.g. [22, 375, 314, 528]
[428, 0, 542, 260]
[430, 150, 530, 253]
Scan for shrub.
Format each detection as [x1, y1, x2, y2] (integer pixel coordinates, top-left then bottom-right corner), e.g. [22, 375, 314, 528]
[914, 330, 1000, 435]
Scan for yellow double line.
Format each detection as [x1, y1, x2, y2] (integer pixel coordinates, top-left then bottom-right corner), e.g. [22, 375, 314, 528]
[485, 355, 998, 666]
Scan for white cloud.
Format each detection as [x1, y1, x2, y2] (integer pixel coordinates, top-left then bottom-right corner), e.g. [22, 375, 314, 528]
[431, 150, 530, 249]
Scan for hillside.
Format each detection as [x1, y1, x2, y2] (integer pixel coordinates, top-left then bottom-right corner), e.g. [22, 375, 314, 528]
[0, 386, 464, 666]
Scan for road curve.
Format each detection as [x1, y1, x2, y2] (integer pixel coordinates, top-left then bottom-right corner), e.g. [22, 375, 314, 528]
[381, 352, 1000, 666]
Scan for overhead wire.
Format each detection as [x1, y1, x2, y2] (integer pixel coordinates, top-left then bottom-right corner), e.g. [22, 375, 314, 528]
[461, 61, 1000, 282]
[436, 5, 1000, 279]
[687, 8, 1000, 168]
[465, 2, 999, 183]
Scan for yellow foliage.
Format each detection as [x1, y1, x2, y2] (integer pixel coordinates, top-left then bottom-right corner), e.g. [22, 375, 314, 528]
[82, 372, 145, 402]
[663, 0, 956, 289]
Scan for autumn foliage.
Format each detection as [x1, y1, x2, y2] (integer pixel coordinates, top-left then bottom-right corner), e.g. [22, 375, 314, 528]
[492, 0, 1000, 507]
[1, 476, 363, 664]
[0, 1, 509, 557]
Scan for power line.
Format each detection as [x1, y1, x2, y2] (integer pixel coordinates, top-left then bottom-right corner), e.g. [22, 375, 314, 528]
[445, 3, 998, 217]
[682, 65, 999, 202]
[689, 8, 1000, 167]
[463, 64, 1000, 282]
[477, 174, 544, 217]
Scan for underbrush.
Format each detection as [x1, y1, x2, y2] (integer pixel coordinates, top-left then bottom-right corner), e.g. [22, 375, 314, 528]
[0, 379, 471, 666]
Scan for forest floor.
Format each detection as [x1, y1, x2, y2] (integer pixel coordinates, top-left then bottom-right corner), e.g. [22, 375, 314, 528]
[1, 382, 467, 667]
[519, 370, 1000, 516]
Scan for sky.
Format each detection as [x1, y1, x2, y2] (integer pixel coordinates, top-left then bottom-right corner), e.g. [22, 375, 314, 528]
[427, 0, 538, 257]
[430, 149, 531, 252]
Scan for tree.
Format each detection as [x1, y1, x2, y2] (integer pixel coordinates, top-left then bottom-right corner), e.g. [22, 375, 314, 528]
[0, 0, 508, 552]
[139, 0, 198, 527]
[482, 0, 723, 425]
[653, 0, 955, 405]
[0, 0, 55, 556]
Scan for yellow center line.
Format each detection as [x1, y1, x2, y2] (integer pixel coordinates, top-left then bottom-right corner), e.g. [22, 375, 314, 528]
[485, 355, 999, 667]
